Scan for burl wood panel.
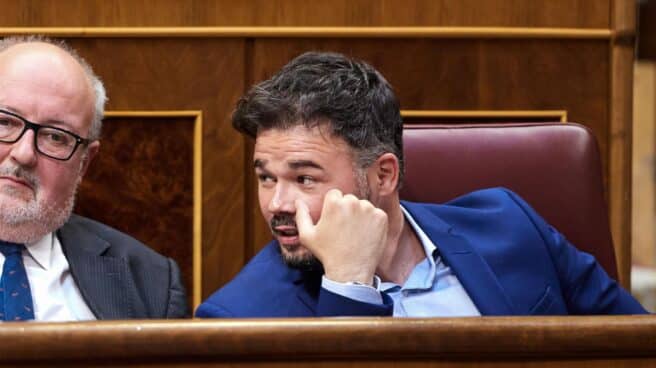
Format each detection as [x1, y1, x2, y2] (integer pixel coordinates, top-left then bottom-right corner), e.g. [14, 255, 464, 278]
[75, 116, 194, 307]
[0, 0, 610, 28]
[247, 38, 610, 256]
[64, 38, 247, 300]
[639, 0, 656, 60]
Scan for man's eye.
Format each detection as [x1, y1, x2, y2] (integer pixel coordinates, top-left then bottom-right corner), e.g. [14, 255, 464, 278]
[297, 176, 315, 185]
[41, 131, 73, 146]
[258, 174, 275, 183]
[0, 118, 20, 128]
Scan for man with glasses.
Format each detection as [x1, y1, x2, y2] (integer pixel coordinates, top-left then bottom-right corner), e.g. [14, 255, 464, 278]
[0, 36, 188, 321]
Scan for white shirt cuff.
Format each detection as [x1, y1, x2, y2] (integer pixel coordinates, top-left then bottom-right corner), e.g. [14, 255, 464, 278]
[321, 275, 383, 305]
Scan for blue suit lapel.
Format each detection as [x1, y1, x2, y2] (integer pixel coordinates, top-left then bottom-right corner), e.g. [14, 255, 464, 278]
[57, 220, 137, 319]
[268, 241, 319, 316]
[295, 274, 320, 316]
[402, 201, 516, 315]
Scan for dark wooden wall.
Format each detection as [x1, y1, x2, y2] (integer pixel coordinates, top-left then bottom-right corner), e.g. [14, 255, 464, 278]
[0, 0, 636, 308]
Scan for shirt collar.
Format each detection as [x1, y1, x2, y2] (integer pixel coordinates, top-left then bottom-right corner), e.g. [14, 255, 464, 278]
[400, 204, 438, 262]
[24, 232, 54, 270]
[380, 205, 439, 292]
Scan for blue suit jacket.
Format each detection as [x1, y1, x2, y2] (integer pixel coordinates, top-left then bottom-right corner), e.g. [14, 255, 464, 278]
[196, 188, 647, 317]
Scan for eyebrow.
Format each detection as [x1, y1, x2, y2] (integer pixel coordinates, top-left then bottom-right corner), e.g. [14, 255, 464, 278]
[253, 158, 324, 171]
[254, 159, 267, 169]
[288, 160, 324, 170]
[0, 105, 72, 129]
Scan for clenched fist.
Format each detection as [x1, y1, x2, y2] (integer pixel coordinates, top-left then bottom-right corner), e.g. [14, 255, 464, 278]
[295, 189, 388, 285]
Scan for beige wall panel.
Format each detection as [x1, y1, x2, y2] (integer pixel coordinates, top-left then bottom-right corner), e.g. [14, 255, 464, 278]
[633, 61, 656, 268]
[0, 0, 609, 28]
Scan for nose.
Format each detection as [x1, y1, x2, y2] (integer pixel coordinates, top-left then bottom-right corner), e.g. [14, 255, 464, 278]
[9, 129, 38, 167]
[267, 183, 297, 214]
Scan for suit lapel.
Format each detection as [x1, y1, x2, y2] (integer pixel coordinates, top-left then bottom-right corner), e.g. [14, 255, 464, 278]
[58, 219, 135, 320]
[269, 241, 319, 316]
[295, 283, 318, 315]
[402, 201, 516, 315]
[295, 270, 322, 315]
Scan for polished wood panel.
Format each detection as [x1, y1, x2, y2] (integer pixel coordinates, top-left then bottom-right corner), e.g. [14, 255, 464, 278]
[633, 62, 656, 268]
[63, 38, 247, 301]
[0, 27, 614, 39]
[639, 0, 656, 60]
[0, 0, 610, 28]
[0, 317, 654, 367]
[610, 0, 638, 286]
[76, 115, 195, 306]
[0, 0, 636, 298]
[402, 110, 568, 122]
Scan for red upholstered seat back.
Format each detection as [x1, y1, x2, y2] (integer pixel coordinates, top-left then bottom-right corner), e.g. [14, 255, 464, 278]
[400, 123, 617, 278]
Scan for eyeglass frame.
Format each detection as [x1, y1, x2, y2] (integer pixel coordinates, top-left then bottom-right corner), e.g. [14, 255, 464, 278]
[0, 108, 93, 161]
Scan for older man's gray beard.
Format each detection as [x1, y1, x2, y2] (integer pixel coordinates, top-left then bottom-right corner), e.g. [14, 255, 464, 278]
[0, 162, 82, 244]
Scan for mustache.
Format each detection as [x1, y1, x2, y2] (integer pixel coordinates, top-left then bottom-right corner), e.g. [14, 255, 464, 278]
[0, 164, 39, 189]
[270, 213, 297, 229]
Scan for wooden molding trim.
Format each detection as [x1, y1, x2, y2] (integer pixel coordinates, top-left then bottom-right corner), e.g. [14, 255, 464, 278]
[104, 110, 203, 309]
[0, 316, 653, 361]
[0, 26, 615, 39]
[401, 110, 568, 122]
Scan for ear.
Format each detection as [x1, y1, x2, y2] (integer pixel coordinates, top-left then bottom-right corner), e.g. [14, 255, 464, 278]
[80, 140, 100, 177]
[369, 152, 400, 196]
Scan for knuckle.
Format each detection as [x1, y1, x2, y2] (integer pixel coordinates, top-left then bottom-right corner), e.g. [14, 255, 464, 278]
[358, 200, 376, 213]
[325, 189, 343, 205]
[373, 208, 388, 220]
[327, 188, 343, 198]
[340, 194, 359, 210]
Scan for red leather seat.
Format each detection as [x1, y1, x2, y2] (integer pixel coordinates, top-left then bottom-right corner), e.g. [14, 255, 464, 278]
[400, 123, 617, 278]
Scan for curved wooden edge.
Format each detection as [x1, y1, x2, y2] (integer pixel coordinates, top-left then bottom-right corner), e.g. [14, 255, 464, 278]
[0, 26, 615, 39]
[0, 316, 653, 362]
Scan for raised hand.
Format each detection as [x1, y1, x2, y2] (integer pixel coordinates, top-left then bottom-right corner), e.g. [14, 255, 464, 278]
[295, 189, 388, 285]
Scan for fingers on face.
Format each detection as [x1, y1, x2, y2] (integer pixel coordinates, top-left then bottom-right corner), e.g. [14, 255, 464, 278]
[294, 199, 315, 238]
[323, 189, 386, 223]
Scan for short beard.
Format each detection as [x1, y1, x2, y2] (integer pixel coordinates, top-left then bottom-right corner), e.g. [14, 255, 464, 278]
[0, 159, 83, 244]
[275, 167, 371, 272]
[281, 251, 323, 272]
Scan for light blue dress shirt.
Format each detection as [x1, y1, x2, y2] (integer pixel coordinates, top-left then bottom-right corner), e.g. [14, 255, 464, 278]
[321, 205, 481, 317]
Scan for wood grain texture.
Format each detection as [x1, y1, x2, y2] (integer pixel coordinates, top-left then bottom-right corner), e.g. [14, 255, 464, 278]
[0, 317, 653, 367]
[75, 116, 194, 305]
[632, 62, 656, 268]
[639, 0, 656, 60]
[63, 38, 247, 299]
[609, 0, 637, 286]
[0, 0, 610, 28]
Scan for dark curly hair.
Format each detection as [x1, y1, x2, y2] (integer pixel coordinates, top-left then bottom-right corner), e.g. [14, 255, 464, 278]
[232, 51, 404, 186]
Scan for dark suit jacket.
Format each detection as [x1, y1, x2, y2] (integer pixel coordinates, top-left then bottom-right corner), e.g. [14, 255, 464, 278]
[196, 188, 647, 317]
[58, 214, 188, 319]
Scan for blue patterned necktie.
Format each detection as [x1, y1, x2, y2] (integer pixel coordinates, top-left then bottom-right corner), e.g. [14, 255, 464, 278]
[0, 241, 35, 321]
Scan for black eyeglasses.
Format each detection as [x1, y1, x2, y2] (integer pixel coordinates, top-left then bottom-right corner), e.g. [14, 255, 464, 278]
[0, 109, 92, 161]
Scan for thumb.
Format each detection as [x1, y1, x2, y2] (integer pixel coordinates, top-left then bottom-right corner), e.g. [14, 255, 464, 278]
[294, 199, 315, 238]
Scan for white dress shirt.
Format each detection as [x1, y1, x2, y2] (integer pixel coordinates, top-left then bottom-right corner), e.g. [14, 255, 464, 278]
[0, 232, 96, 321]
